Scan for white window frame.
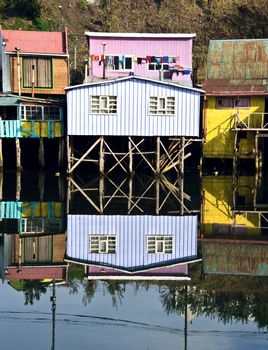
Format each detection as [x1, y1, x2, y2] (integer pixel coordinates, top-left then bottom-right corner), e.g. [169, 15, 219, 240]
[20, 105, 61, 121]
[146, 235, 173, 254]
[91, 95, 117, 114]
[149, 96, 175, 115]
[90, 235, 117, 254]
[147, 63, 169, 71]
[106, 54, 134, 71]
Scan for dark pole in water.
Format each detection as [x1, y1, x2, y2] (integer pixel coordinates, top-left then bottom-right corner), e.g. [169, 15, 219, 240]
[51, 279, 56, 350]
[184, 284, 188, 350]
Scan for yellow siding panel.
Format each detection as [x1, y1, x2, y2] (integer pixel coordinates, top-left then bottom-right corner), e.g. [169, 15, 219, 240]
[203, 96, 265, 158]
[21, 121, 63, 138]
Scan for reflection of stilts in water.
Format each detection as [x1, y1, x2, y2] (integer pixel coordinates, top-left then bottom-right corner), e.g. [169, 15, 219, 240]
[184, 284, 188, 350]
[67, 174, 198, 215]
[51, 279, 56, 350]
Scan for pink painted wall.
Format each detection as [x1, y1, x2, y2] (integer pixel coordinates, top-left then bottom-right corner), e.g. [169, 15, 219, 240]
[88, 36, 193, 83]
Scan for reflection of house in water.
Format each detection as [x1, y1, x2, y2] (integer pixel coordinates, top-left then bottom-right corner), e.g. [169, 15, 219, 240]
[0, 173, 67, 281]
[66, 215, 199, 280]
[201, 175, 268, 276]
[1, 233, 67, 281]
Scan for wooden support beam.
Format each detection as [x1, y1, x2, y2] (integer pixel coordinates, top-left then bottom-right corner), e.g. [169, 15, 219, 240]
[69, 176, 101, 213]
[68, 138, 101, 173]
[39, 172, 45, 201]
[16, 171, 21, 201]
[128, 137, 133, 174]
[156, 136, 160, 174]
[104, 139, 128, 174]
[99, 136, 105, 174]
[155, 178, 160, 214]
[0, 139, 3, 170]
[58, 138, 65, 169]
[99, 176, 104, 213]
[129, 138, 156, 173]
[128, 176, 133, 211]
[38, 139, 45, 169]
[106, 139, 144, 175]
[16, 138, 21, 171]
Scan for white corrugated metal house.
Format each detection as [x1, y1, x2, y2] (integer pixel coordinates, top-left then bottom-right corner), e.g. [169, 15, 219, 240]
[66, 76, 203, 175]
[66, 215, 199, 280]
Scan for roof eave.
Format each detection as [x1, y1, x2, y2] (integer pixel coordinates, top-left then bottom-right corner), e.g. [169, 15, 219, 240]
[85, 31, 196, 39]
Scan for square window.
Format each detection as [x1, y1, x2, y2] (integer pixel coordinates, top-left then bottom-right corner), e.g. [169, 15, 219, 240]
[90, 235, 116, 254]
[149, 96, 175, 115]
[91, 96, 117, 114]
[146, 235, 173, 254]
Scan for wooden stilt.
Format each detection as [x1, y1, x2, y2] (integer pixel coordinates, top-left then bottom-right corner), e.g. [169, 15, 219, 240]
[99, 176, 104, 213]
[16, 138, 21, 171]
[181, 137, 185, 177]
[128, 176, 133, 211]
[156, 136, 160, 174]
[128, 137, 133, 174]
[155, 178, 160, 214]
[39, 172, 45, 200]
[58, 138, 65, 169]
[16, 171, 21, 201]
[233, 130, 238, 175]
[67, 136, 71, 172]
[99, 136, 105, 175]
[39, 139, 45, 169]
[0, 172, 3, 201]
[0, 139, 3, 170]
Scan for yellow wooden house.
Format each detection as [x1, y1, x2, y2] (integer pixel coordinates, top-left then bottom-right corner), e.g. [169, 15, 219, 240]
[203, 39, 268, 168]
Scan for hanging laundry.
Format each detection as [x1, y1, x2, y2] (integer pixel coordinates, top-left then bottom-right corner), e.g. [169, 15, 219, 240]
[91, 55, 99, 61]
[146, 56, 152, 63]
[182, 69, 191, 75]
[137, 57, 142, 65]
[114, 56, 120, 69]
[163, 56, 169, 63]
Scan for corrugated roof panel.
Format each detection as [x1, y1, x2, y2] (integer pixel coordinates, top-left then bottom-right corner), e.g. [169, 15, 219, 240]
[1, 30, 67, 55]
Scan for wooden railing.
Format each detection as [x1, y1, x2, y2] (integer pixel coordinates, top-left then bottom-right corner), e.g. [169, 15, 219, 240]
[0, 120, 63, 138]
[0, 120, 21, 137]
[234, 112, 268, 130]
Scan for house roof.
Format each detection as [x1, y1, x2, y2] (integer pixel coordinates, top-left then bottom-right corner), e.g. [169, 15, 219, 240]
[86, 32, 196, 39]
[204, 39, 268, 95]
[0, 28, 68, 55]
[65, 75, 204, 93]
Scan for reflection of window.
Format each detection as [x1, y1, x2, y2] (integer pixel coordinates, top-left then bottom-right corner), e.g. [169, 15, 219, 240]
[147, 236, 173, 254]
[106, 55, 133, 71]
[90, 235, 117, 253]
[21, 105, 61, 121]
[91, 96, 117, 114]
[213, 224, 232, 234]
[23, 57, 52, 88]
[149, 96, 175, 115]
[148, 63, 169, 71]
[216, 97, 249, 109]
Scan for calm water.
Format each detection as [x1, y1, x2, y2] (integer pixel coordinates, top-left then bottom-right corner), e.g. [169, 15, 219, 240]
[0, 171, 267, 350]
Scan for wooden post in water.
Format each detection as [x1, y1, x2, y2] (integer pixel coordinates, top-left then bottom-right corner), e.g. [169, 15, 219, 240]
[128, 137, 133, 174]
[156, 136, 160, 174]
[16, 171, 21, 201]
[15, 138, 21, 171]
[99, 136, 105, 175]
[99, 176, 104, 213]
[155, 177, 160, 214]
[57, 138, 65, 169]
[39, 139, 45, 169]
[0, 139, 3, 170]
[0, 172, 3, 201]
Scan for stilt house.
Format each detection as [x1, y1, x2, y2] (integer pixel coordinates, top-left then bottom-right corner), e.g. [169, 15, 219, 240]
[0, 28, 69, 170]
[203, 39, 268, 171]
[66, 32, 203, 175]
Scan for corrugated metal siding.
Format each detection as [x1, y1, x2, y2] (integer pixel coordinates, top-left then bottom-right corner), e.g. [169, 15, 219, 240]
[67, 215, 198, 268]
[207, 39, 268, 81]
[67, 78, 201, 137]
[89, 36, 193, 83]
[2, 53, 11, 93]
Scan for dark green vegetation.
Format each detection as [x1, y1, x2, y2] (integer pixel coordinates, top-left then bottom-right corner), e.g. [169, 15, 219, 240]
[0, 0, 268, 79]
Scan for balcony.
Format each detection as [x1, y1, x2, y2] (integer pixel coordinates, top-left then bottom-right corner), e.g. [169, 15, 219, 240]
[233, 112, 268, 131]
